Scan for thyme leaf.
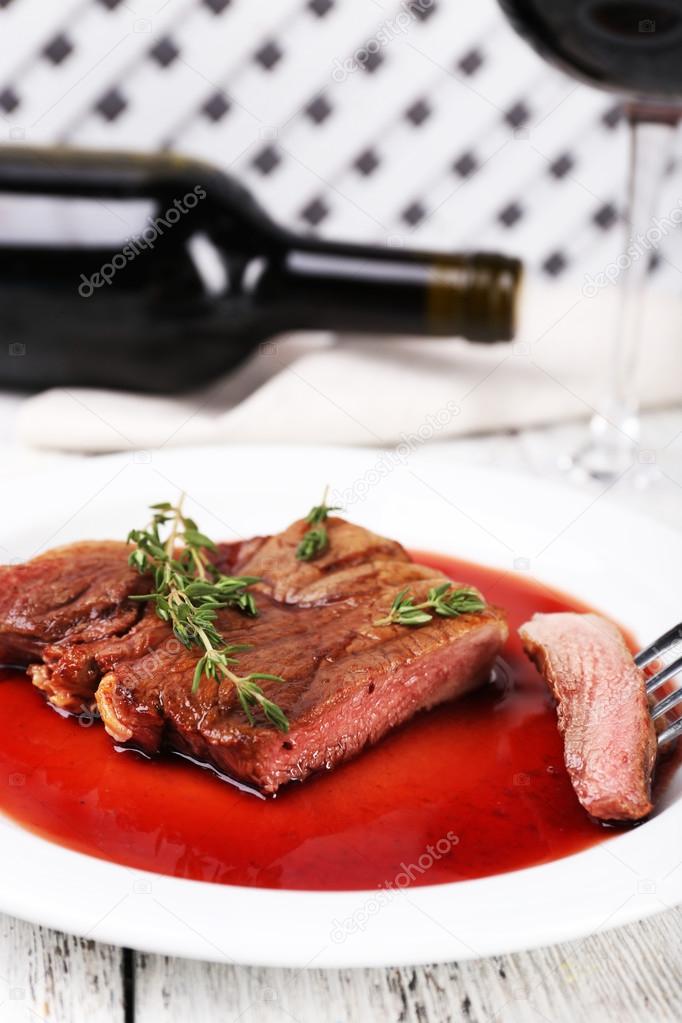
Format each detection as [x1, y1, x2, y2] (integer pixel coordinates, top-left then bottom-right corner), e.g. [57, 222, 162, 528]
[127, 497, 288, 731]
[295, 486, 342, 562]
[374, 583, 486, 627]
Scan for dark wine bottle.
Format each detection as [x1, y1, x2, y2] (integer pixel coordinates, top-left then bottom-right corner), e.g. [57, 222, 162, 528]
[0, 147, 522, 393]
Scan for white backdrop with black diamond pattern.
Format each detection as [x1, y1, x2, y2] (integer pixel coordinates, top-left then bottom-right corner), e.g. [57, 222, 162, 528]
[1, 0, 682, 453]
[2, 0, 682, 285]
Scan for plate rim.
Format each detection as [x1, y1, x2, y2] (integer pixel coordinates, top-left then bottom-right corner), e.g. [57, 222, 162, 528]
[1, 442, 681, 968]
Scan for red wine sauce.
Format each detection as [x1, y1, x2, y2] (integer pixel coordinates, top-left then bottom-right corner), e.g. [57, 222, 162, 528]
[0, 554, 622, 890]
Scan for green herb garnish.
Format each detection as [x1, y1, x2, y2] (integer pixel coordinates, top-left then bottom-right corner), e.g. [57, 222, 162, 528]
[127, 498, 288, 731]
[295, 487, 342, 562]
[374, 583, 486, 627]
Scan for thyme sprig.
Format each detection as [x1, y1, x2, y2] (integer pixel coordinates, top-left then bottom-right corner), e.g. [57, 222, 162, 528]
[374, 583, 486, 627]
[296, 486, 342, 562]
[127, 499, 289, 731]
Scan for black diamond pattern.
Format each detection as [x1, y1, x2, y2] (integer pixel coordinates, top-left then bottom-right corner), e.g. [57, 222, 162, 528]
[354, 149, 380, 176]
[543, 251, 568, 277]
[255, 42, 282, 71]
[150, 37, 179, 68]
[308, 0, 334, 15]
[549, 153, 574, 178]
[407, 0, 438, 21]
[498, 202, 524, 227]
[453, 151, 478, 178]
[96, 88, 127, 121]
[357, 49, 384, 73]
[306, 95, 332, 124]
[602, 104, 624, 129]
[2, 0, 630, 283]
[301, 197, 330, 226]
[457, 48, 483, 76]
[505, 101, 530, 129]
[203, 0, 231, 12]
[252, 145, 281, 175]
[43, 33, 73, 65]
[405, 99, 431, 126]
[593, 202, 619, 230]
[203, 91, 230, 121]
[0, 87, 19, 113]
[402, 201, 426, 226]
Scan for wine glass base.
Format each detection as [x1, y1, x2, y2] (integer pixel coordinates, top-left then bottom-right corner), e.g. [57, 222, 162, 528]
[562, 439, 634, 485]
[560, 412, 645, 486]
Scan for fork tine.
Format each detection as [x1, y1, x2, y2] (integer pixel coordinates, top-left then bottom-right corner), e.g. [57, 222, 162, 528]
[636, 624, 682, 748]
[635, 622, 682, 668]
[658, 716, 682, 746]
[651, 682, 682, 721]
[646, 652, 682, 694]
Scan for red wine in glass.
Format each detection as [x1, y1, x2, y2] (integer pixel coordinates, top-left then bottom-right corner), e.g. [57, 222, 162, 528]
[499, 0, 682, 98]
[499, 0, 682, 481]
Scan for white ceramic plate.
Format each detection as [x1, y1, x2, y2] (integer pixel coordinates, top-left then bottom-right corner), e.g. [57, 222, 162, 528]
[1, 444, 681, 968]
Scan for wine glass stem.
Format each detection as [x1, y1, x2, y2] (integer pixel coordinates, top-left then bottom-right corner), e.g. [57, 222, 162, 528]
[612, 117, 675, 418]
[580, 112, 678, 479]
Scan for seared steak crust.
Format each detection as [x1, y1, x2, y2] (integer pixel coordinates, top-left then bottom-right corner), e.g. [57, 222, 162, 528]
[0, 541, 146, 665]
[0, 539, 245, 711]
[520, 612, 656, 822]
[1, 520, 507, 794]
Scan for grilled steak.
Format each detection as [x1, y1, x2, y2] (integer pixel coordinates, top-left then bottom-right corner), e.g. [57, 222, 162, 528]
[0, 541, 146, 666]
[0, 538, 245, 712]
[0, 519, 507, 794]
[520, 612, 656, 821]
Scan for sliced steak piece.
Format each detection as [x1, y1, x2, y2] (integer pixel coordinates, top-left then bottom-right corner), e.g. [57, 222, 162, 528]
[0, 541, 147, 665]
[519, 612, 656, 822]
[0, 539, 246, 711]
[30, 608, 170, 713]
[95, 518, 507, 794]
[234, 517, 408, 604]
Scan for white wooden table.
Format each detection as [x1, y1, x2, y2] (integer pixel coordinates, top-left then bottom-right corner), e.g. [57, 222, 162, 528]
[2, 410, 682, 1023]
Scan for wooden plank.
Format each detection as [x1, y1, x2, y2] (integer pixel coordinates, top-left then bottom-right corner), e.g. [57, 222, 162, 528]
[133, 907, 682, 1022]
[0, 913, 125, 1023]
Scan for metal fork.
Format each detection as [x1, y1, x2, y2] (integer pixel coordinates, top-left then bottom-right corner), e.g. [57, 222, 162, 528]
[635, 623, 682, 746]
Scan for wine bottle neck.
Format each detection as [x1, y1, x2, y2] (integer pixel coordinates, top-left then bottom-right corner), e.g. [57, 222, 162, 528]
[253, 239, 522, 343]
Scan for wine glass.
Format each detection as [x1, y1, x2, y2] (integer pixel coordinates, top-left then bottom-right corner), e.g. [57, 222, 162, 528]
[497, 0, 682, 482]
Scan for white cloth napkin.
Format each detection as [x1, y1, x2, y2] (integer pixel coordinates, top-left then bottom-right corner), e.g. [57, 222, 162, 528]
[14, 283, 682, 453]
